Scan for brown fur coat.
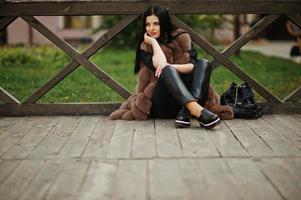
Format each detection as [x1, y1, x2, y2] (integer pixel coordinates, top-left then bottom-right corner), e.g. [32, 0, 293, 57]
[109, 29, 234, 120]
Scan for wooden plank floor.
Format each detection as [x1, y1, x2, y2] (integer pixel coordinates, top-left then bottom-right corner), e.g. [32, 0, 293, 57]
[0, 114, 300, 200]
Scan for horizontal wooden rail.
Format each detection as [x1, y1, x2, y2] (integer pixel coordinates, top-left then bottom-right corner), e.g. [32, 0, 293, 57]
[0, 0, 301, 15]
[0, 0, 301, 116]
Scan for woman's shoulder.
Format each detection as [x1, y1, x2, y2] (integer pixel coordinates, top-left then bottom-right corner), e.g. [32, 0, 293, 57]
[171, 28, 191, 50]
[171, 28, 189, 38]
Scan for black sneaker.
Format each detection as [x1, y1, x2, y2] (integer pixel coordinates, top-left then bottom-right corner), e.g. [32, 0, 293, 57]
[175, 107, 191, 128]
[197, 109, 221, 129]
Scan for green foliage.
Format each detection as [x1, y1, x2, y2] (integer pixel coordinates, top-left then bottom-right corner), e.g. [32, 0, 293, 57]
[177, 14, 224, 44]
[98, 14, 224, 49]
[0, 46, 69, 69]
[0, 45, 135, 103]
[0, 46, 300, 103]
[0, 47, 40, 68]
[178, 14, 224, 30]
[96, 15, 142, 49]
[0, 46, 71, 102]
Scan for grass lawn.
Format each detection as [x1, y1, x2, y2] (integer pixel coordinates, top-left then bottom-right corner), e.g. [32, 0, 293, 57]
[0, 45, 300, 103]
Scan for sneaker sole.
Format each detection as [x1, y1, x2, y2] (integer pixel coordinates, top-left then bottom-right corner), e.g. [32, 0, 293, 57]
[199, 118, 221, 129]
[175, 120, 191, 128]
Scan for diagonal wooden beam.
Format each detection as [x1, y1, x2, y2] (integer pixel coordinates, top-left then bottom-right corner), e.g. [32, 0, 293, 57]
[284, 86, 301, 102]
[211, 15, 279, 69]
[24, 15, 138, 103]
[21, 15, 133, 101]
[287, 15, 301, 28]
[0, 87, 20, 104]
[0, 16, 17, 31]
[171, 15, 282, 103]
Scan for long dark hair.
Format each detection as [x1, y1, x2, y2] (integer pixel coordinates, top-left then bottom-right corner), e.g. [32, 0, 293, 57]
[134, 6, 176, 73]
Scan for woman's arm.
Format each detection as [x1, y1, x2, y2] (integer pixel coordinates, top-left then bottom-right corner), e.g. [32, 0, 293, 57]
[171, 63, 194, 74]
[144, 33, 195, 75]
[149, 39, 167, 68]
[144, 33, 169, 77]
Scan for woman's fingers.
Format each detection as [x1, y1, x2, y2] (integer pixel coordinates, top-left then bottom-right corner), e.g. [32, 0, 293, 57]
[155, 65, 163, 77]
[155, 67, 162, 77]
[155, 64, 170, 77]
[144, 32, 154, 45]
[143, 33, 149, 44]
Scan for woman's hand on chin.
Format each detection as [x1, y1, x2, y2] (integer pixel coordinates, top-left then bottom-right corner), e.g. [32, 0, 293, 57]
[144, 33, 156, 45]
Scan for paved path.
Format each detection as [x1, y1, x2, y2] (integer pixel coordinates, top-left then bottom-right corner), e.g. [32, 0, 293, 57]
[243, 40, 301, 62]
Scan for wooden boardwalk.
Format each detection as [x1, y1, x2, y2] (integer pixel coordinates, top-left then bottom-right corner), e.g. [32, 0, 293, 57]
[0, 114, 300, 200]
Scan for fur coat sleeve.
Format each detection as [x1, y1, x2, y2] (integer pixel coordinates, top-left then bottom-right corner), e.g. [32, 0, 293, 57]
[109, 28, 234, 120]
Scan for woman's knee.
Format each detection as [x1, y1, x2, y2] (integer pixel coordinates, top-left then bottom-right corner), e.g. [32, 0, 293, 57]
[162, 65, 176, 74]
[160, 65, 178, 79]
[195, 59, 212, 75]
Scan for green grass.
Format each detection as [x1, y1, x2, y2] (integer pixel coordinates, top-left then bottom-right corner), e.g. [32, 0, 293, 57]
[0, 45, 300, 103]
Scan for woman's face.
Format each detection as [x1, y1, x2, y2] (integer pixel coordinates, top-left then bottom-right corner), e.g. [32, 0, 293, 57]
[145, 15, 160, 39]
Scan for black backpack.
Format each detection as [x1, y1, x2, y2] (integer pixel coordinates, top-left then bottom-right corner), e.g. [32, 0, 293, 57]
[220, 82, 264, 119]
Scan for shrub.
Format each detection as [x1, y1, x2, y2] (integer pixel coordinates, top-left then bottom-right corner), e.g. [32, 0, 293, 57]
[0, 47, 40, 68]
[0, 45, 69, 69]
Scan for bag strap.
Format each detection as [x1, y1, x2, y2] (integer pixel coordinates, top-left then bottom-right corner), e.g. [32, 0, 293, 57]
[234, 84, 239, 107]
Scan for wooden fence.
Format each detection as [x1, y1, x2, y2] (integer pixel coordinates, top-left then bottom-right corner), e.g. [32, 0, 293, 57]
[0, 0, 301, 116]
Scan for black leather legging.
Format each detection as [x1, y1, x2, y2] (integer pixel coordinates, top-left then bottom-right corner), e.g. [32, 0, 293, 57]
[191, 59, 212, 106]
[150, 60, 212, 118]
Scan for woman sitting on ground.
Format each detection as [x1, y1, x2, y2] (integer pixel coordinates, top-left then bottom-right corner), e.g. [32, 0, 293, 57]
[110, 6, 234, 129]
